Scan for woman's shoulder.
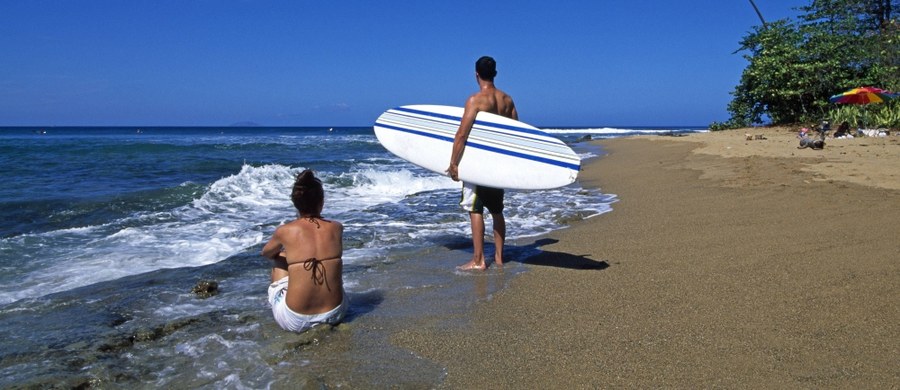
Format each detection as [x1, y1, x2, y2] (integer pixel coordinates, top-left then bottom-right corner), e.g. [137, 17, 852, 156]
[324, 218, 343, 231]
[279, 217, 342, 232]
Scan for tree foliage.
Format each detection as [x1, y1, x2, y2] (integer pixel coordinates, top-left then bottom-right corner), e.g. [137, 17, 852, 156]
[722, 0, 899, 127]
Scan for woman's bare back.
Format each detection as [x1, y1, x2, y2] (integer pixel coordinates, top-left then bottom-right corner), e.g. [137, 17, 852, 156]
[264, 217, 344, 314]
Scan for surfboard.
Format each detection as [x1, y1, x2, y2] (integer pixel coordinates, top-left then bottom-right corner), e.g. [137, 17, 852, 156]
[373, 105, 580, 190]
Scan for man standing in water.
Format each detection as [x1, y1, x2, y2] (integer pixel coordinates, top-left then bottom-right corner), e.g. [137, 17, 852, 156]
[446, 56, 517, 271]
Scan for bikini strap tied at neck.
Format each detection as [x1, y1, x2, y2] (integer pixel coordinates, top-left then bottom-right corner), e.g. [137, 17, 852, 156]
[306, 215, 325, 228]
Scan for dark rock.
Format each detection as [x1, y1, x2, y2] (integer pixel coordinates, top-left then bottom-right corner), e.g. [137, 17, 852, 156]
[191, 280, 219, 298]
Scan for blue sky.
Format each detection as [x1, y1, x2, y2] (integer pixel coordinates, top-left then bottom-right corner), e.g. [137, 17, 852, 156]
[0, 1, 808, 127]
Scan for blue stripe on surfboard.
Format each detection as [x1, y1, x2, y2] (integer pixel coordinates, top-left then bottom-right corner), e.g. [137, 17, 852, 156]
[375, 122, 581, 171]
[384, 108, 571, 154]
[381, 113, 571, 159]
[377, 111, 580, 164]
[393, 106, 552, 139]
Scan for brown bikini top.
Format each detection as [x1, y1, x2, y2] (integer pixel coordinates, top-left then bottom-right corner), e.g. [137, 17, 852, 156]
[292, 216, 340, 286]
[300, 256, 340, 286]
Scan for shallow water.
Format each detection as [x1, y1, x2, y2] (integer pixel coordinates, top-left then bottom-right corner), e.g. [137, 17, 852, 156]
[0, 125, 698, 387]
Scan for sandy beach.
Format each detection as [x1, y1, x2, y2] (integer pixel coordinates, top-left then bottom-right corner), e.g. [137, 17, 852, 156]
[394, 128, 899, 388]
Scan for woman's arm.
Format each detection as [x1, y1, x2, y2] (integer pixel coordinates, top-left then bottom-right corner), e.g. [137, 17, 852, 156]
[261, 227, 284, 260]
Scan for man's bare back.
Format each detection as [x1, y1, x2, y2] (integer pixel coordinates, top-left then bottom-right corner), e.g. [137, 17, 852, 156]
[447, 85, 518, 181]
[466, 87, 517, 120]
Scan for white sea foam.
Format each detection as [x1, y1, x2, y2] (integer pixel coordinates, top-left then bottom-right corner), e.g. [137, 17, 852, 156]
[166, 332, 273, 388]
[0, 159, 615, 305]
[331, 167, 458, 209]
[0, 164, 298, 304]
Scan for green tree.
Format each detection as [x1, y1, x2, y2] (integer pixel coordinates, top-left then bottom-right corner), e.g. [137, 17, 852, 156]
[728, 20, 807, 125]
[723, 0, 899, 127]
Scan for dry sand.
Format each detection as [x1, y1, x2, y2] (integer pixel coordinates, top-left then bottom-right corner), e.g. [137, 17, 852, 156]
[394, 128, 899, 388]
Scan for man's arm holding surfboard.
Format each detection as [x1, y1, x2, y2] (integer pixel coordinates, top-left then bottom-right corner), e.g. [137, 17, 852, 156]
[446, 96, 518, 181]
[446, 97, 479, 181]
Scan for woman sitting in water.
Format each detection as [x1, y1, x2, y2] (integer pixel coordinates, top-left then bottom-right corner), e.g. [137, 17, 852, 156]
[261, 169, 348, 332]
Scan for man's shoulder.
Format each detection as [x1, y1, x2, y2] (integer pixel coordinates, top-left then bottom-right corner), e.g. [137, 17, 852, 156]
[464, 94, 485, 111]
[467, 91, 489, 102]
[466, 91, 498, 110]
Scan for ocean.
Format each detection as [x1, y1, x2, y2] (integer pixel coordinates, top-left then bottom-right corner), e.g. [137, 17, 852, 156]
[0, 125, 703, 388]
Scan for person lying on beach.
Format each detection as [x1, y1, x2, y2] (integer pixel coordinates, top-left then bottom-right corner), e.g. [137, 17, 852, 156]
[261, 169, 348, 332]
[798, 128, 826, 150]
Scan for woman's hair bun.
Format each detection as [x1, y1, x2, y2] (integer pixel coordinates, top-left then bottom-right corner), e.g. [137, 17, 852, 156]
[296, 169, 319, 186]
[291, 169, 324, 214]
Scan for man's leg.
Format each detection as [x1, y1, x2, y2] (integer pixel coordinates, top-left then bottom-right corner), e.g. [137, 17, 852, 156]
[491, 212, 506, 266]
[458, 212, 487, 270]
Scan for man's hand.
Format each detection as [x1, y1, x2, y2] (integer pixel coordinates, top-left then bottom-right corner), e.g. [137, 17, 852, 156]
[446, 163, 460, 181]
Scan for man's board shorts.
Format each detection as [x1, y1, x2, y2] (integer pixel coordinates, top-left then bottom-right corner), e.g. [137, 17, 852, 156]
[268, 276, 348, 333]
[460, 182, 504, 214]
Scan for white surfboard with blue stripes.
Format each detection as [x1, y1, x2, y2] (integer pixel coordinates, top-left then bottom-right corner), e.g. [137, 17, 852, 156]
[374, 105, 580, 190]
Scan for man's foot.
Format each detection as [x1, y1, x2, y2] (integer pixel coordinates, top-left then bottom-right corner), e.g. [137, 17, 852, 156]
[457, 259, 486, 271]
[494, 257, 504, 268]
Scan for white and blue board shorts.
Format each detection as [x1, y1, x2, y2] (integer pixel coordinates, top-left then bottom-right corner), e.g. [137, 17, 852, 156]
[459, 182, 504, 214]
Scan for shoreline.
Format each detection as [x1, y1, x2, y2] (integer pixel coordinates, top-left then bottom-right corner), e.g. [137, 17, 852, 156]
[394, 130, 899, 387]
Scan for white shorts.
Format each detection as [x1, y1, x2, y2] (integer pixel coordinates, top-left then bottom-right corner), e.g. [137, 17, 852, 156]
[267, 276, 348, 333]
[459, 182, 504, 214]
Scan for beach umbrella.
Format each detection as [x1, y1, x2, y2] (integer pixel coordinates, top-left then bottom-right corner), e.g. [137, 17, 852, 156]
[828, 87, 899, 130]
[828, 86, 899, 104]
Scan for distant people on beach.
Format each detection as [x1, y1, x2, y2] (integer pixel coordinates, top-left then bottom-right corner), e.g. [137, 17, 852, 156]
[798, 126, 825, 150]
[446, 56, 516, 271]
[833, 121, 853, 138]
[261, 169, 348, 332]
[819, 120, 830, 134]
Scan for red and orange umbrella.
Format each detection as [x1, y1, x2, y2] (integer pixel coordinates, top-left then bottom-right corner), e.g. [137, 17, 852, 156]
[829, 86, 899, 104]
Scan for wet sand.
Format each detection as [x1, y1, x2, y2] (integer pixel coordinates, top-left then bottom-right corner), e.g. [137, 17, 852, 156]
[394, 128, 899, 388]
